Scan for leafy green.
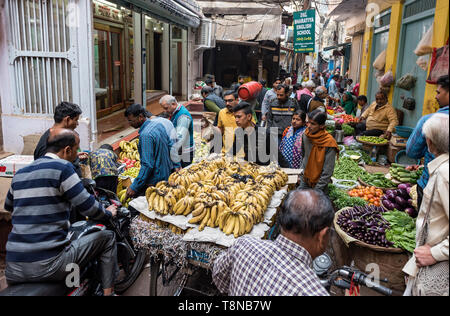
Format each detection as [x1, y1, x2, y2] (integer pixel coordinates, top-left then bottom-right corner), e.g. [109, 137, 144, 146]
[382, 210, 416, 253]
[342, 124, 354, 136]
[328, 184, 367, 209]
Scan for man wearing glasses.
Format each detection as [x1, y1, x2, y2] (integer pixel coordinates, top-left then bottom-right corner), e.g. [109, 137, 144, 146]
[217, 91, 256, 153]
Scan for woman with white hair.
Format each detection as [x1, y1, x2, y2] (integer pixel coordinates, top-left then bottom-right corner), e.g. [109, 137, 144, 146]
[403, 113, 449, 296]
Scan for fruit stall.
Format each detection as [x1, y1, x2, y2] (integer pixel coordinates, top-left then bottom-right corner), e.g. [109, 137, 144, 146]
[115, 154, 290, 295]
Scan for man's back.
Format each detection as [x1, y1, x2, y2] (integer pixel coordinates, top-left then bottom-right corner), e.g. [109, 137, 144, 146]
[4, 155, 109, 263]
[213, 235, 329, 296]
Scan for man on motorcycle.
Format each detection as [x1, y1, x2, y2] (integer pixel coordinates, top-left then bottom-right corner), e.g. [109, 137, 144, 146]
[4, 128, 119, 296]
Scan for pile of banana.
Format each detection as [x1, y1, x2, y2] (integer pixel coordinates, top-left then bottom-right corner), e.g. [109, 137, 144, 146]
[145, 155, 288, 238]
[118, 188, 132, 207]
[119, 139, 140, 162]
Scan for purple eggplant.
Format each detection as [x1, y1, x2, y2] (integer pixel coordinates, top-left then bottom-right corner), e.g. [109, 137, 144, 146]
[398, 188, 409, 198]
[398, 183, 409, 190]
[395, 196, 408, 208]
[405, 208, 418, 218]
[386, 192, 396, 201]
[382, 199, 394, 210]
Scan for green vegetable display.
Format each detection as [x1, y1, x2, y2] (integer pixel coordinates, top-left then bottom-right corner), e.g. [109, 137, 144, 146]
[326, 125, 335, 134]
[389, 163, 423, 184]
[328, 184, 367, 209]
[382, 210, 416, 253]
[360, 172, 396, 188]
[357, 136, 388, 144]
[342, 123, 355, 136]
[333, 156, 369, 181]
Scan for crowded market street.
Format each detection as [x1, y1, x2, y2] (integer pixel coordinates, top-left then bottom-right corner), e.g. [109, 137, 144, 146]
[0, 0, 448, 301]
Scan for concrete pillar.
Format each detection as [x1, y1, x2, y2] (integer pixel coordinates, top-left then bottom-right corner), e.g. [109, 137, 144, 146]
[133, 12, 142, 105]
[422, 0, 450, 115]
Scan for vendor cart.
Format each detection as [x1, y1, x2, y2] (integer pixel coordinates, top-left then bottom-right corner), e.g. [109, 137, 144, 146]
[128, 182, 288, 296]
[125, 159, 296, 296]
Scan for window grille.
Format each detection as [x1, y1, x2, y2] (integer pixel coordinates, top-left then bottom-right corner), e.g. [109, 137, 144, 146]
[404, 0, 436, 19]
[7, 0, 73, 115]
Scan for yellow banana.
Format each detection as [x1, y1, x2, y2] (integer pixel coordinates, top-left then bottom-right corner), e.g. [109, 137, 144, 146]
[198, 208, 210, 231]
[223, 215, 235, 235]
[191, 203, 205, 217]
[188, 207, 206, 224]
[210, 204, 218, 227]
[233, 215, 240, 238]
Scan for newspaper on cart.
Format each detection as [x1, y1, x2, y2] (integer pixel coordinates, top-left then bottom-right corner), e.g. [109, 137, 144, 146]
[129, 188, 287, 248]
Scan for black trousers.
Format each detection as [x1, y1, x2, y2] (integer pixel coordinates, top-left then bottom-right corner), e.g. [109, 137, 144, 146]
[355, 122, 384, 137]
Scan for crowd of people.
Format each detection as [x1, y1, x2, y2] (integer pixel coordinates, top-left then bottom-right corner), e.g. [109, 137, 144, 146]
[2, 68, 448, 296]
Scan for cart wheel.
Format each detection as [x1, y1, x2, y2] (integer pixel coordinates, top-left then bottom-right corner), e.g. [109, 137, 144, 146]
[149, 256, 189, 296]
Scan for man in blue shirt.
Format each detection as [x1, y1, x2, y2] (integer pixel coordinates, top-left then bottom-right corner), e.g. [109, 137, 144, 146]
[124, 104, 180, 198]
[159, 95, 194, 168]
[406, 75, 449, 207]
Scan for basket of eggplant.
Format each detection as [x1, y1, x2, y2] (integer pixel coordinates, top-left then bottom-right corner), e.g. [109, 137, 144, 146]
[334, 206, 404, 253]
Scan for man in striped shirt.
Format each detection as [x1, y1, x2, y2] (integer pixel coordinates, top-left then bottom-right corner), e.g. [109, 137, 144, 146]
[4, 129, 118, 296]
[212, 189, 333, 296]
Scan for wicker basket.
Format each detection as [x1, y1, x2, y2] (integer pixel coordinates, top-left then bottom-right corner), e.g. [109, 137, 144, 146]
[334, 207, 404, 253]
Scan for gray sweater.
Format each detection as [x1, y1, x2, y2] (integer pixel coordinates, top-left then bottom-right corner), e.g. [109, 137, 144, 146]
[298, 133, 337, 193]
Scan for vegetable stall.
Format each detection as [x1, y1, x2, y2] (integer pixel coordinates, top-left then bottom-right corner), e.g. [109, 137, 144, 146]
[330, 149, 422, 294]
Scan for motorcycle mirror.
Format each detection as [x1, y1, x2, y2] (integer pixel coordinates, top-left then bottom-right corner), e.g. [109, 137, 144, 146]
[82, 178, 96, 189]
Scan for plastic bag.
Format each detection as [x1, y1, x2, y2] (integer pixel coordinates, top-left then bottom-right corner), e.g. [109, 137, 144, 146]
[414, 23, 434, 56]
[373, 50, 386, 71]
[416, 55, 430, 71]
[427, 44, 449, 84]
[343, 136, 357, 146]
[379, 70, 395, 87]
[396, 73, 417, 90]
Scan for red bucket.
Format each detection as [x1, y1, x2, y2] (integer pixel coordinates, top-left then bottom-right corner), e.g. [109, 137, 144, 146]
[238, 81, 263, 101]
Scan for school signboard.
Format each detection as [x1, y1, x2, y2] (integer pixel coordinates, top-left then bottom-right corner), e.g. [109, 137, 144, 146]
[293, 10, 315, 53]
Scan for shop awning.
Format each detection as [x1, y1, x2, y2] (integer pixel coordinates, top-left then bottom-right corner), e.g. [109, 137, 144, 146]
[328, 0, 368, 22]
[214, 15, 282, 44]
[118, 0, 202, 28]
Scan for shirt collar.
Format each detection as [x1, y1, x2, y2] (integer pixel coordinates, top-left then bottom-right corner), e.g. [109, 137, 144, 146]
[428, 153, 449, 176]
[275, 234, 313, 267]
[44, 153, 60, 160]
[438, 105, 449, 112]
[139, 119, 150, 133]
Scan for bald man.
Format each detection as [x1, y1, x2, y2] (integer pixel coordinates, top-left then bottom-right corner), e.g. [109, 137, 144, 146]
[4, 128, 118, 296]
[213, 189, 333, 296]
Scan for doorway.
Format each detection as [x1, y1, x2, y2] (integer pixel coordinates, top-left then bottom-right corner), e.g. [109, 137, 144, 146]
[154, 32, 162, 91]
[94, 24, 125, 118]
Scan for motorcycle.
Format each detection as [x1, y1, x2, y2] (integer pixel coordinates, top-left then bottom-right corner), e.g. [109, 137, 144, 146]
[0, 179, 146, 296]
[313, 253, 394, 296]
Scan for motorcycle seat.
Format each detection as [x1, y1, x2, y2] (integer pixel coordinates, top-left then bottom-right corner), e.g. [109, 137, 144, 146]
[0, 282, 66, 296]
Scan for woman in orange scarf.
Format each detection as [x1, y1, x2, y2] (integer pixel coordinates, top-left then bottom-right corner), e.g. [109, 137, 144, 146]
[298, 110, 339, 193]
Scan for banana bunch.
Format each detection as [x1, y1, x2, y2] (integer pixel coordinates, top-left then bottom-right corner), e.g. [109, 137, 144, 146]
[187, 181, 216, 198]
[146, 187, 176, 215]
[188, 197, 229, 231]
[218, 208, 253, 238]
[255, 171, 288, 191]
[119, 139, 140, 161]
[172, 195, 196, 216]
[118, 188, 132, 207]
[204, 168, 230, 186]
[169, 224, 186, 235]
[155, 181, 187, 200]
[168, 168, 211, 189]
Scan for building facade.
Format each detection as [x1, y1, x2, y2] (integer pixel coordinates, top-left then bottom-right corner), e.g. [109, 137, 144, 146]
[0, 0, 203, 154]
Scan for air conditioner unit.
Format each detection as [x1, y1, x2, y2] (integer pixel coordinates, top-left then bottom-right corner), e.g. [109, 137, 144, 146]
[195, 18, 216, 49]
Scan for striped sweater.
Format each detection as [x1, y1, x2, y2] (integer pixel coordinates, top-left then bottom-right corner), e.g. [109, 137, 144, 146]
[4, 154, 111, 263]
